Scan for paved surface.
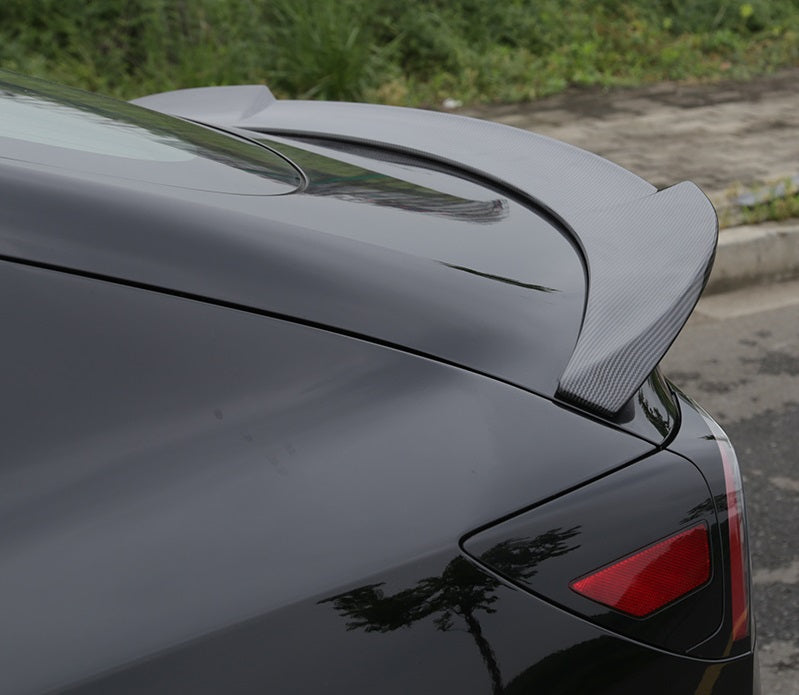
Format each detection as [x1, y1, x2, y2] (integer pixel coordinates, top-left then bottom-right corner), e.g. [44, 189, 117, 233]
[462, 68, 799, 197]
[662, 281, 799, 695]
[468, 70, 799, 293]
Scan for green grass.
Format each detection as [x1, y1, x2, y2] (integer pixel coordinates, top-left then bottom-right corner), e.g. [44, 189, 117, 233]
[716, 177, 799, 227]
[1, 0, 799, 105]
[739, 181, 799, 225]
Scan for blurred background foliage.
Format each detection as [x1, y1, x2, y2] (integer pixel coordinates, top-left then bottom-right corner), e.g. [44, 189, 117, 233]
[1, 0, 798, 105]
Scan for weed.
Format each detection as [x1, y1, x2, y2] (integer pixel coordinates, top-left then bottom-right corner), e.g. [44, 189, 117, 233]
[1, 0, 798, 104]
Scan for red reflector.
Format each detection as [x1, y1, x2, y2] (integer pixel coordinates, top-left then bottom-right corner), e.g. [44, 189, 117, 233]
[570, 524, 710, 617]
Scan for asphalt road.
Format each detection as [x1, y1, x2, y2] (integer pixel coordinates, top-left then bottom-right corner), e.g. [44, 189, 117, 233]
[662, 279, 799, 695]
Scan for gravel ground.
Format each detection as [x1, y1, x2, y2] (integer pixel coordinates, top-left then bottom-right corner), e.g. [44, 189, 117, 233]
[461, 68, 799, 200]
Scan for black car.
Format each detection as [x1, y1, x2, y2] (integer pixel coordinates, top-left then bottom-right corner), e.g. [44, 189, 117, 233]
[0, 71, 757, 694]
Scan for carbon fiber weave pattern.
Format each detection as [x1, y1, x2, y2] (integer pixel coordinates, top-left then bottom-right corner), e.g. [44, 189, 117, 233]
[131, 93, 718, 416]
[557, 182, 717, 414]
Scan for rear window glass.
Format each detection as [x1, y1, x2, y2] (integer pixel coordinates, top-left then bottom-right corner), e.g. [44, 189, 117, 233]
[0, 72, 302, 195]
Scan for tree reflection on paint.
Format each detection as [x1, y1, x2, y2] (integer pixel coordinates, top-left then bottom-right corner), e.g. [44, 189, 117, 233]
[259, 137, 510, 224]
[321, 527, 581, 694]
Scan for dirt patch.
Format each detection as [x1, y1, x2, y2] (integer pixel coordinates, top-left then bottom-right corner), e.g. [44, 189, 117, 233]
[462, 68, 799, 195]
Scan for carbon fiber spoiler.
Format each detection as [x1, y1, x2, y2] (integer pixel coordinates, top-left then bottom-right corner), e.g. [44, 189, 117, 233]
[132, 86, 718, 417]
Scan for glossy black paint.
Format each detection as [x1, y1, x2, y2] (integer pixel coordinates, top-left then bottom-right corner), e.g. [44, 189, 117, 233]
[0, 72, 757, 693]
[250, 133, 681, 446]
[0, 71, 677, 442]
[666, 389, 756, 660]
[610, 366, 679, 443]
[0, 261, 654, 693]
[0, 72, 587, 401]
[60, 549, 757, 695]
[464, 450, 725, 654]
[136, 86, 716, 418]
[0, 261, 755, 693]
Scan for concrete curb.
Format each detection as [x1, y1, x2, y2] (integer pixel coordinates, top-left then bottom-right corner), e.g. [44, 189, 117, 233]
[705, 220, 799, 295]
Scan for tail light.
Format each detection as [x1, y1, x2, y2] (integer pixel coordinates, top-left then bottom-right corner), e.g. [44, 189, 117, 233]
[464, 392, 752, 658]
[701, 412, 751, 644]
[570, 524, 711, 617]
[463, 451, 724, 654]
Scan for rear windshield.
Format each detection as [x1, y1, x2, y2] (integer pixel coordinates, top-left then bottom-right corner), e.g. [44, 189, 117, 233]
[0, 71, 302, 195]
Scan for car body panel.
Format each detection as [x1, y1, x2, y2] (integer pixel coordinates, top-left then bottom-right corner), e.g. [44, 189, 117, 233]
[132, 88, 718, 416]
[1, 72, 681, 441]
[666, 390, 757, 659]
[0, 72, 757, 694]
[60, 549, 758, 695]
[0, 261, 652, 693]
[463, 449, 725, 654]
[1, 72, 589, 402]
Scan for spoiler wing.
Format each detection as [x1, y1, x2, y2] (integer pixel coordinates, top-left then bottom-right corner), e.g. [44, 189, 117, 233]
[132, 87, 718, 416]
